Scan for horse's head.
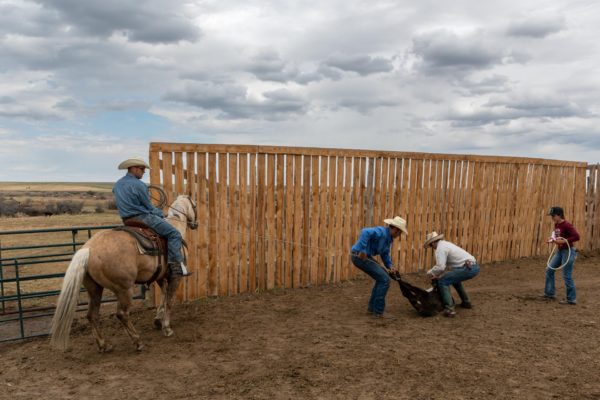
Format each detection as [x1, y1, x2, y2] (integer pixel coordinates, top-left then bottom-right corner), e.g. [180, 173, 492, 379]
[169, 195, 198, 230]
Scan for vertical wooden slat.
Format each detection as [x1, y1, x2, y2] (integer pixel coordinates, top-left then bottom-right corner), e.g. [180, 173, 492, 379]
[218, 153, 228, 296]
[248, 153, 257, 292]
[284, 155, 294, 288]
[333, 156, 345, 281]
[342, 156, 353, 280]
[292, 155, 303, 288]
[196, 153, 208, 298]
[228, 153, 239, 295]
[275, 154, 285, 288]
[326, 156, 337, 283]
[266, 154, 276, 289]
[351, 157, 363, 279]
[207, 153, 218, 297]
[256, 154, 266, 290]
[185, 152, 198, 301]
[318, 156, 330, 283]
[173, 152, 186, 300]
[302, 156, 311, 287]
[310, 155, 320, 285]
[238, 153, 249, 293]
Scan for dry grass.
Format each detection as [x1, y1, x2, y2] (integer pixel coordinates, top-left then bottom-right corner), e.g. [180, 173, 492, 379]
[1, 212, 122, 308]
[0, 182, 113, 192]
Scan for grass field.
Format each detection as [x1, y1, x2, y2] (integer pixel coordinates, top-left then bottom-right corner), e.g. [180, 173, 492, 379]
[0, 182, 113, 192]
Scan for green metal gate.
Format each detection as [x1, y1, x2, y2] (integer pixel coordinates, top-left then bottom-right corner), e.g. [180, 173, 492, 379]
[0, 225, 146, 343]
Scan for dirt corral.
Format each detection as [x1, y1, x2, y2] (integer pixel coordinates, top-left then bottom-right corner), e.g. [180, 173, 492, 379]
[1, 253, 600, 400]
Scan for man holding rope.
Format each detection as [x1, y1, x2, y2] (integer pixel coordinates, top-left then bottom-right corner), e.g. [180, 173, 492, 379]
[542, 206, 579, 305]
[351, 216, 408, 318]
[112, 156, 191, 277]
[425, 232, 480, 317]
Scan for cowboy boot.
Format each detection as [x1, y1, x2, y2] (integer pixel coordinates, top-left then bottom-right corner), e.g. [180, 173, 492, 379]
[168, 262, 192, 277]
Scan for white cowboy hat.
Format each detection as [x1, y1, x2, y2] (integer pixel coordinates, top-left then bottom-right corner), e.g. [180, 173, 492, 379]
[424, 231, 444, 248]
[383, 216, 408, 235]
[118, 156, 151, 170]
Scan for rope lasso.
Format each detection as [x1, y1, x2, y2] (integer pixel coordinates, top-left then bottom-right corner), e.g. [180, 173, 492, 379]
[546, 236, 572, 271]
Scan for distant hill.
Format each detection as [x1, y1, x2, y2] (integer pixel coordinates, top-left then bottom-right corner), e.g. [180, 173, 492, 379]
[0, 182, 114, 192]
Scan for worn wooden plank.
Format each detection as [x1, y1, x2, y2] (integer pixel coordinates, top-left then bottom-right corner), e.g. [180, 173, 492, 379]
[302, 155, 311, 287]
[342, 156, 353, 281]
[333, 156, 345, 281]
[207, 153, 218, 296]
[196, 152, 208, 298]
[152, 142, 588, 168]
[284, 155, 294, 288]
[256, 154, 267, 290]
[266, 154, 276, 289]
[275, 154, 285, 288]
[228, 153, 239, 295]
[238, 153, 249, 294]
[217, 153, 229, 296]
[310, 155, 320, 285]
[326, 156, 337, 283]
[248, 153, 257, 293]
[317, 156, 329, 283]
[185, 152, 198, 301]
[292, 155, 303, 288]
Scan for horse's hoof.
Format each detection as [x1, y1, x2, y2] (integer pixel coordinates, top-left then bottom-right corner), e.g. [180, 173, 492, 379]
[162, 327, 174, 337]
[153, 319, 162, 330]
[98, 343, 113, 353]
[136, 343, 144, 352]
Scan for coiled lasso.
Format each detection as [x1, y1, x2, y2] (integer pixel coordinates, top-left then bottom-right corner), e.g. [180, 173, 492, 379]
[546, 237, 572, 271]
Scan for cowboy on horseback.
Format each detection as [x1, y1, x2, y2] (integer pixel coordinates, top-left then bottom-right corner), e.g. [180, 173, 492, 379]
[112, 157, 191, 277]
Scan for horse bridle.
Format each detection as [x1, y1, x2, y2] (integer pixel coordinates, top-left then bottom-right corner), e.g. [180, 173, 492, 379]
[186, 195, 198, 230]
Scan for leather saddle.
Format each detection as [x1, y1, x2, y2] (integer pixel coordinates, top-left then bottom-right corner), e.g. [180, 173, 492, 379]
[114, 218, 168, 285]
[115, 219, 168, 256]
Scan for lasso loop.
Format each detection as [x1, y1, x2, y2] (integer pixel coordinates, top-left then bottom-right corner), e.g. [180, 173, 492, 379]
[546, 237, 572, 271]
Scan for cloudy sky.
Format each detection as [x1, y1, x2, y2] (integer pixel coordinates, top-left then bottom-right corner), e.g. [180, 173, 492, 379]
[0, 0, 599, 181]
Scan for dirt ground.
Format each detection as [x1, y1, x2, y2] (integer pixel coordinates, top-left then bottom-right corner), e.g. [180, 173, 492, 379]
[1, 253, 599, 400]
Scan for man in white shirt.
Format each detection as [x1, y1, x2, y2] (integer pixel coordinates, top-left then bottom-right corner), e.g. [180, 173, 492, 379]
[424, 232, 480, 317]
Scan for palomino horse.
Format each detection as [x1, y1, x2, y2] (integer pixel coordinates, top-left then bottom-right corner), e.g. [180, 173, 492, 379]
[50, 195, 197, 352]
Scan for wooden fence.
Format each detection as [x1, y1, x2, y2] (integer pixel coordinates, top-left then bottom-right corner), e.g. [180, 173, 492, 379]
[149, 143, 588, 301]
[586, 164, 600, 252]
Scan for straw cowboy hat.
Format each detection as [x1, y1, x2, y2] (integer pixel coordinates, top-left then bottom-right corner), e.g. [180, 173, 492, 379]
[383, 216, 408, 235]
[424, 231, 444, 248]
[118, 156, 151, 170]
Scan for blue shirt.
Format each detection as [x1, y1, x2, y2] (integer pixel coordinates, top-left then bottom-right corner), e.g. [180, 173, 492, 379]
[112, 173, 164, 219]
[351, 226, 393, 268]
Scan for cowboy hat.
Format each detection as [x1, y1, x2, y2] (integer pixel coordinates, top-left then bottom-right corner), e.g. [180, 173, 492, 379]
[383, 216, 408, 235]
[424, 231, 444, 248]
[118, 157, 151, 170]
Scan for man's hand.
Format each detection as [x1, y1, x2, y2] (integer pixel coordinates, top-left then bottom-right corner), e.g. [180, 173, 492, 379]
[389, 267, 397, 274]
[359, 252, 368, 260]
[554, 237, 567, 244]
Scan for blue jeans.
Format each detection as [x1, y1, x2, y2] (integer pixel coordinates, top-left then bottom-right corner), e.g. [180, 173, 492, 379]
[351, 254, 390, 315]
[545, 249, 577, 303]
[137, 214, 183, 264]
[437, 263, 480, 309]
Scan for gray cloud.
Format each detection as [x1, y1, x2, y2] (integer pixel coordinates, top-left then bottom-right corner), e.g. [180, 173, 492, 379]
[164, 81, 307, 120]
[246, 50, 323, 84]
[323, 54, 394, 76]
[446, 94, 588, 127]
[411, 29, 508, 74]
[507, 15, 566, 38]
[35, 0, 201, 43]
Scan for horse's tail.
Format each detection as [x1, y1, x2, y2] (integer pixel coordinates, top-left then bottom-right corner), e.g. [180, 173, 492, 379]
[50, 248, 89, 351]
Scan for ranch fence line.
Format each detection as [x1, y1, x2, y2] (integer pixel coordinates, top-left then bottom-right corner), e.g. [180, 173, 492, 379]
[586, 164, 600, 252]
[149, 142, 588, 302]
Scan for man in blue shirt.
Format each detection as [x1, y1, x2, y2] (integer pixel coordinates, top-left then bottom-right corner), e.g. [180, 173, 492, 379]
[112, 157, 190, 277]
[351, 216, 408, 318]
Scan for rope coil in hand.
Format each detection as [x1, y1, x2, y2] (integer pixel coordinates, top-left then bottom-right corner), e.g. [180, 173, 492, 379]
[546, 237, 572, 271]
